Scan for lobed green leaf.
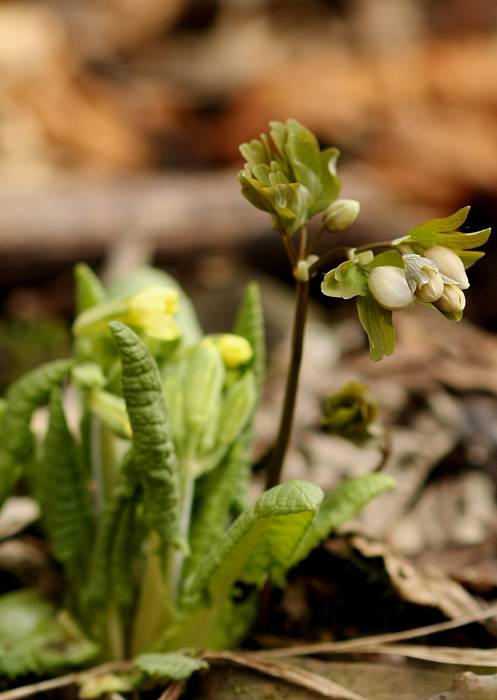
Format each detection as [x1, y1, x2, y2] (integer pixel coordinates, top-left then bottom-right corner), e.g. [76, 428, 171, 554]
[357, 293, 395, 362]
[321, 261, 367, 299]
[135, 652, 208, 680]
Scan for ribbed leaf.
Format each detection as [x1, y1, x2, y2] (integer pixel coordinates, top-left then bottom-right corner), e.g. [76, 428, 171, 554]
[184, 442, 247, 583]
[84, 487, 136, 612]
[110, 322, 180, 545]
[182, 480, 323, 607]
[291, 473, 395, 566]
[135, 652, 207, 680]
[4, 359, 73, 461]
[357, 293, 395, 362]
[233, 283, 266, 398]
[167, 481, 322, 650]
[40, 388, 92, 572]
[74, 263, 106, 314]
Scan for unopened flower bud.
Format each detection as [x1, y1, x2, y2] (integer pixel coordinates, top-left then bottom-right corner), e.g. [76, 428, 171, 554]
[435, 284, 466, 313]
[367, 266, 414, 310]
[424, 246, 469, 290]
[322, 199, 360, 232]
[207, 334, 253, 369]
[416, 273, 445, 302]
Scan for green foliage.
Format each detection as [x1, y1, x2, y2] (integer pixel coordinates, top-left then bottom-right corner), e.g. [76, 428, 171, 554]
[74, 263, 107, 314]
[40, 388, 92, 573]
[239, 118, 340, 235]
[291, 473, 395, 567]
[0, 590, 97, 679]
[234, 282, 266, 397]
[321, 382, 378, 444]
[356, 293, 395, 361]
[134, 652, 208, 680]
[110, 322, 180, 546]
[321, 260, 367, 299]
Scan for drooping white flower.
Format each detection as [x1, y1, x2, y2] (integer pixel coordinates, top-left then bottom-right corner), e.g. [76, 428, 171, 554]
[322, 199, 360, 232]
[402, 253, 444, 303]
[424, 246, 469, 290]
[367, 266, 414, 310]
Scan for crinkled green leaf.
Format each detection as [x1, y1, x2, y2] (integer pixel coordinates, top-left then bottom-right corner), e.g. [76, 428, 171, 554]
[182, 480, 323, 607]
[239, 139, 270, 166]
[40, 388, 92, 572]
[321, 261, 367, 299]
[264, 182, 312, 235]
[184, 441, 249, 584]
[239, 168, 275, 213]
[3, 359, 73, 461]
[357, 293, 395, 362]
[291, 473, 395, 566]
[110, 322, 180, 545]
[234, 283, 266, 399]
[74, 263, 106, 314]
[135, 652, 208, 680]
[215, 372, 256, 451]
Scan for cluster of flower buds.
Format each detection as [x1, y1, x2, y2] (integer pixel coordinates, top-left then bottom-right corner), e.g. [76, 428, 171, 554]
[368, 246, 469, 315]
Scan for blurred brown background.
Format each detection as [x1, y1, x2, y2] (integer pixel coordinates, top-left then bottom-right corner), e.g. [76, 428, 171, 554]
[1, 0, 497, 327]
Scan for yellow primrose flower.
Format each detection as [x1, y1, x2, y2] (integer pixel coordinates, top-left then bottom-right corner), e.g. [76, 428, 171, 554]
[204, 334, 253, 369]
[125, 286, 180, 341]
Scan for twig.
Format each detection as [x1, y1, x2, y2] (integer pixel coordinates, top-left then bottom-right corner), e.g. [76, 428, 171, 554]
[0, 661, 131, 700]
[254, 600, 497, 658]
[204, 651, 366, 700]
[157, 681, 187, 700]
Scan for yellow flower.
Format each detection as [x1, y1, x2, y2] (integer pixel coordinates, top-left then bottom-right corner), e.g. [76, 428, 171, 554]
[125, 286, 180, 341]
[204, 334, 253, 369]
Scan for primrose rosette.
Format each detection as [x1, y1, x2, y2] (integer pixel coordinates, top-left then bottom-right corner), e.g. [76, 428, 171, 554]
[321, 206, 491, 360]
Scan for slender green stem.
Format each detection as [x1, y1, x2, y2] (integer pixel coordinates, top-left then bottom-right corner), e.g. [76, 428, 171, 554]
[266, 277, 310, 489]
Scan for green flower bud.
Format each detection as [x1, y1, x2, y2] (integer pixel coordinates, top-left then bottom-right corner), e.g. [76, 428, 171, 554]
[321, 382, 378, 444]
[367, 266, 414, 310]
[322, 199, 360, 232]
[424, 246, 469, 290]
[435, 284, 466, 313]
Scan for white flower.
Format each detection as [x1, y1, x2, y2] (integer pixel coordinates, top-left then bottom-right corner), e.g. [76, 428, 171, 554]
[367, 266, 415, 310]
[402, 253, 444, 303]
[435, 284, 466, 313]
[424, 246, 469, 290]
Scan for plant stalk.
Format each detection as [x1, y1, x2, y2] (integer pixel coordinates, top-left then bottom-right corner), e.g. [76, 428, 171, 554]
[266, 277, 309, 488]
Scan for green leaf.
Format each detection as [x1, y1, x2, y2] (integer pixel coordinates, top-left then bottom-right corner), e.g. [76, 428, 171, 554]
[321, 261, 367, 299]
[135, 652, 208, 680]
[234, 283, 266, 399]
[455, 249, 485, 269]
[239, 169, 275, 213]
[291, 473, 395, 566]
[408, 206, 470, 239]
[40, 388, 93, 573]
[184, 441, 249, 583]
[285, 119, 321, 181]
[365, 250, 404, 269]
[264, 182, 312, 235]
[0, 590, 97, 679]
[74, 263, 106, 314]
[84, 486, 138, 613]
[239, 139, 270, 165]
[215, 372, 256, 452]
[411, 227, 491, 250]
[168, 481, 322, 650]
[3, 359, 73, 461]
[310, 147, 341, 216]
[182, 480, 323, 606]
[356, 293, 395, 362]
[110, 322, 180, 545]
